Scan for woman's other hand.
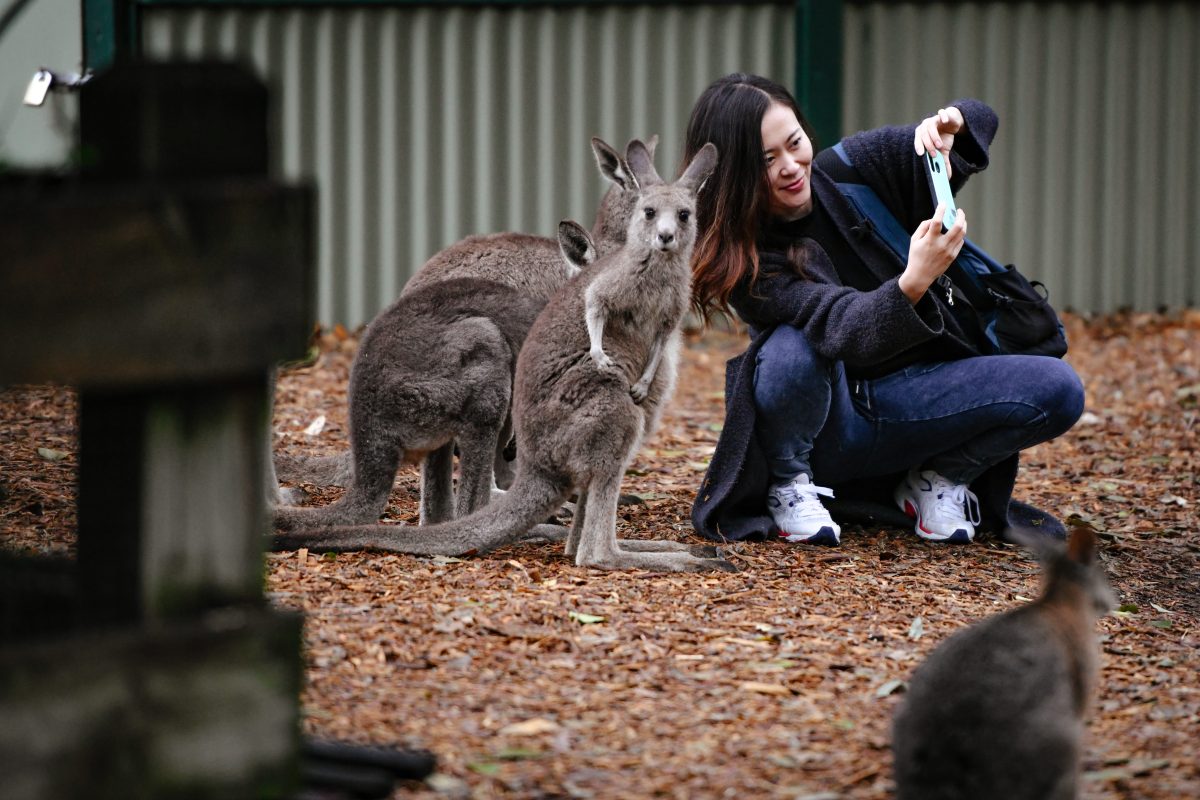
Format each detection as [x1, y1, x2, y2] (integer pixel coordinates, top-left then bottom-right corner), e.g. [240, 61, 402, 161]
[898, 203, 967, 304]
[914, 106, 964, 176]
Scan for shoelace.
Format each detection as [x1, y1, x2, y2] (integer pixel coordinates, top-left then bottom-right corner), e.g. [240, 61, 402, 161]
[931, 477, 981, 525]
[784, 480, 835, 514]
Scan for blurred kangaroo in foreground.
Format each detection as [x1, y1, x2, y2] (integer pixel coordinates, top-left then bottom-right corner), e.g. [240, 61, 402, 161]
[892, 525, 1115, 800]
[274, 136, 651, 497]
[273, 222, 595, 530]
[273, 140, 735, 573]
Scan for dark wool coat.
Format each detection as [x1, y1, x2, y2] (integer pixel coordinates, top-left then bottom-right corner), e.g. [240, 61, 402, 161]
[691, 99, 1065, 543]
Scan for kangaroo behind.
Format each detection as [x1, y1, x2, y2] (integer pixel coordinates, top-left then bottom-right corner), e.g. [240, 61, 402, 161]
[892, 525, 1115, 800]
[272, 140, 734, 574]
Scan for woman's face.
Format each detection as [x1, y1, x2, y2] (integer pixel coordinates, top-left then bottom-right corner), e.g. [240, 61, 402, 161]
[761, 102, 814, 220]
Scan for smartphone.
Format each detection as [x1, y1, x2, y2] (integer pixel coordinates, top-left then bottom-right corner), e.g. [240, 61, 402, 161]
[922, 149, 958, 231]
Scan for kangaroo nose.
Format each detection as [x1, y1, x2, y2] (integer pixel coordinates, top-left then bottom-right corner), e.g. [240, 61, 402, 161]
[658, 231, 674, 246]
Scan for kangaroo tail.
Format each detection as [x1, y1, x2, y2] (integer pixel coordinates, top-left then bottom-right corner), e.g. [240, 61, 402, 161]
[269, 468, 568, 556]
[274, 451, 354, 486]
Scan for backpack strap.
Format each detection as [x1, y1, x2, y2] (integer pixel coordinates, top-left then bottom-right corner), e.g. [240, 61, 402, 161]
[830, 143, 914, 265]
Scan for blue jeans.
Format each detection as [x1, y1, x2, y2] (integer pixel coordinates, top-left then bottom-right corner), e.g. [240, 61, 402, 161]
[752, 325, 1085, 486]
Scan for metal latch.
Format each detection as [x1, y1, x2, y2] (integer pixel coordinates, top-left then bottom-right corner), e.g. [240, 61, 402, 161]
[23, 67, 93, 107]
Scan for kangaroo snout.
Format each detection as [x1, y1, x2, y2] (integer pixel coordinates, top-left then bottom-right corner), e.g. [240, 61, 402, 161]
[654, 223, 677, 251]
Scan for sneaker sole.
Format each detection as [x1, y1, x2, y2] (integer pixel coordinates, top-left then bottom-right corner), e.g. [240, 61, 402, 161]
[899, 498, 974, 544]
[779, 527, 840, 546]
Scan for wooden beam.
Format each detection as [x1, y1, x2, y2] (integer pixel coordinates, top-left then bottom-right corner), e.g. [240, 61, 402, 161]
[0, 179, 314, 387]
[0, 607, 303, 799]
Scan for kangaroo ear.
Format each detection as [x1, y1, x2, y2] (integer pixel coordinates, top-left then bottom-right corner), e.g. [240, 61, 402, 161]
[592, 136, 636, 192]
[678, 142, 718, 194]
[643, 134, 659, 160]
[1066, 524, 1098, 566]
[625, 139, 661, 188]
[556, 219, 597, 273]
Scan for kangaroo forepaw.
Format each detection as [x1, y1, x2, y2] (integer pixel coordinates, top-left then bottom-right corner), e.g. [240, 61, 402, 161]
[630, 381, 650, 404]
[589, 348, 615, 371]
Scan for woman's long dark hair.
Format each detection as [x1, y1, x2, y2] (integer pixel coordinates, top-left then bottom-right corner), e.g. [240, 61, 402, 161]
[682, 73, 815, 322]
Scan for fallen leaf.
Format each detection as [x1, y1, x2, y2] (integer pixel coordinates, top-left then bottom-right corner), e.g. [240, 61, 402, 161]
[568, 611, 606, 625]
[499, 718, 560, 736]
[36, 447, 68, 461]
[467, 762, 500, 776]
[739, 681, 792, 696]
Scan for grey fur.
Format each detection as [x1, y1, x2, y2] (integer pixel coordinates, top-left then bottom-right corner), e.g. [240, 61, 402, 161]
[273, 277, 543, 530]
[892, 526, 1116, 800]
[274, 137, 650, 498]
[271, 141, 732, 573]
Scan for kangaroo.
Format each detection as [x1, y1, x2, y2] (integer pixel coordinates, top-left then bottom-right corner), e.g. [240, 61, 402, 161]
[274, 137, 651, 497]
[274, 222, 596, 531]
[891, 525, 1116, 800]
[272, 140, 733, 574]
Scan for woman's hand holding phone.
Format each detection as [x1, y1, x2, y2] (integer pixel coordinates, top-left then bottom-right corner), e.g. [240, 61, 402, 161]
[898, 202, 967, 304]
[914, 107, 964, 176]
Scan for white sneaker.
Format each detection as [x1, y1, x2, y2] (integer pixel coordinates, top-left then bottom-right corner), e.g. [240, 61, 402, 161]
[767, 474, 841, 545]
[894, 468, 981, 543]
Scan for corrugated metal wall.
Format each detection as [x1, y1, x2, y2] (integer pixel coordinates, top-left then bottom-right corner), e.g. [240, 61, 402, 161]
[141, 1, 1195, 321]
[844, 1, 1199, 313]
[141, 3, 795, 328]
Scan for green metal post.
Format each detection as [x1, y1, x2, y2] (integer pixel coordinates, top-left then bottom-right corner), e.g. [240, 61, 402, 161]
[82, 0, 138, 71]
[794, 0, 843, 150]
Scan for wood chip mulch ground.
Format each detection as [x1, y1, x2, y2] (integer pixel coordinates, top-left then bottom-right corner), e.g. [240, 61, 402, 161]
[2, 310, 1197, 799]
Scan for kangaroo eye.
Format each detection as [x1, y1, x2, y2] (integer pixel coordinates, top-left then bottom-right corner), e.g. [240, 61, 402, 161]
[643, 208, 656, 220]
[677, 209, 690, 223]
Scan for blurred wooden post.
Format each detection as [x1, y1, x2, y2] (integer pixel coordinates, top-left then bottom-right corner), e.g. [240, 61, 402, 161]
[0, 62, 314, 799]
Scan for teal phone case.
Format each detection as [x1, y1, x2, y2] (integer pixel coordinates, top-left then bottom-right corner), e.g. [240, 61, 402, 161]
[923, 149, 957, 231]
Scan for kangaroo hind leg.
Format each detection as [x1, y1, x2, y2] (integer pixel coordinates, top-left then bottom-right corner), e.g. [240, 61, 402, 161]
[573, 471, 735, 572]
[454, 422, 503, 519]
[272, 428, 402, 530]
[420, 442, 455, 525]
[493, 415, 516, 493]
[565, 490, 587, 558]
